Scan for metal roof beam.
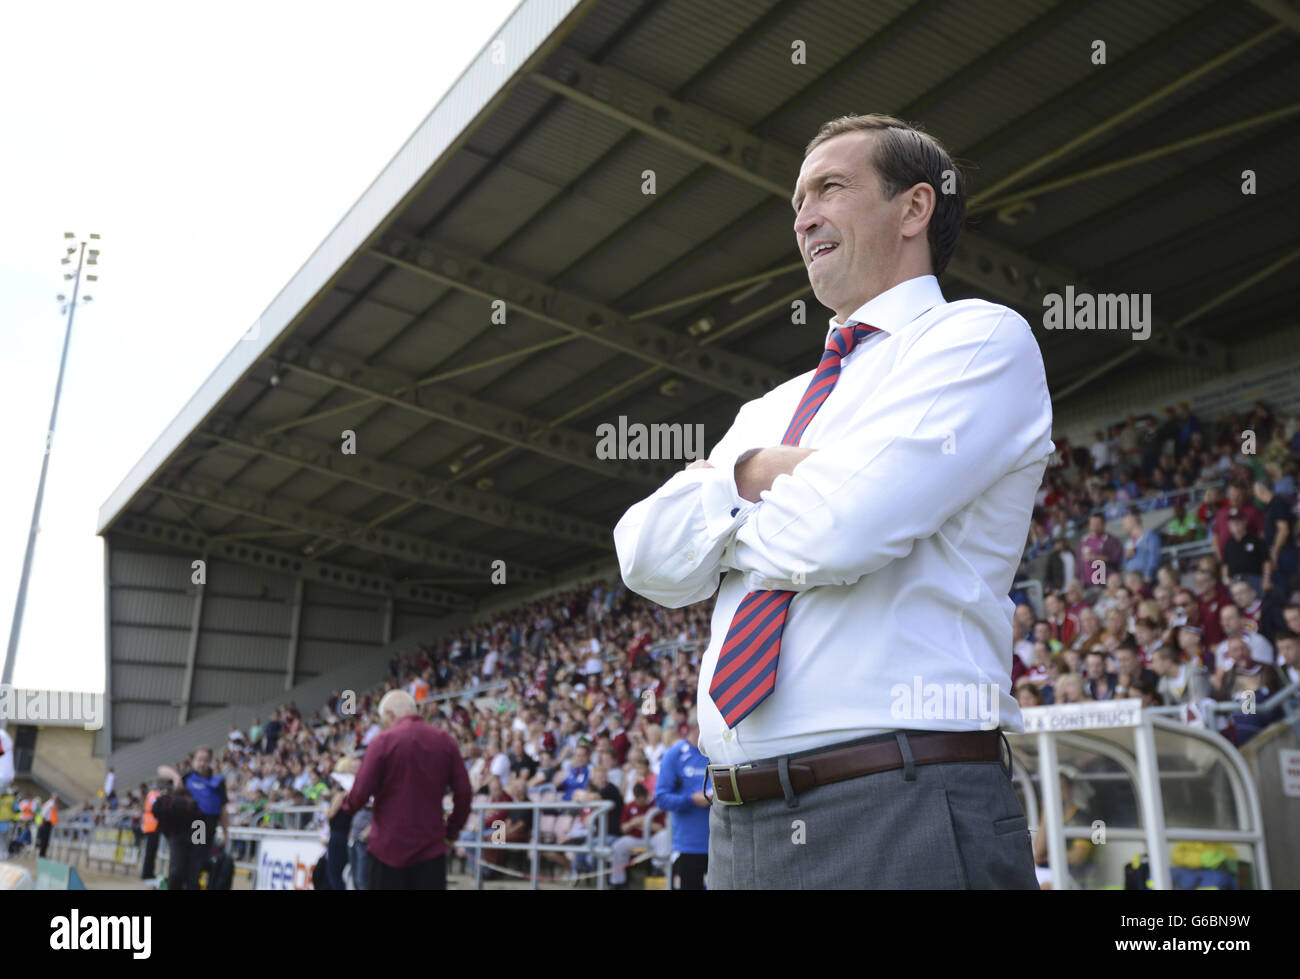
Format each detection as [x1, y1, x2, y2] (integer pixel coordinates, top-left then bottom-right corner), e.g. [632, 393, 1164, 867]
[201, 415, 615, 550]
[273, 340, 675, 487]
[108, 514, 474, 611]
[1248, 0, 1300, 35]
[146, 473, 551, 585]
[530, 50, 1225, 371]
[368, 236, 785, 399]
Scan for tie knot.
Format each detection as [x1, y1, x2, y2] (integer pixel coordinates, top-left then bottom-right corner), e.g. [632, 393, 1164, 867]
[826, 320, 880, 358]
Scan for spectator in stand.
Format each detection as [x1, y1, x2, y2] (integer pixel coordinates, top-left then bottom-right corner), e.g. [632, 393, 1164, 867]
[1121, 510, 1162, 581]
[341, 689, 471, 890]
[1212, 484, 1265, 560]
[1015, 678, 1043, 708]
[1043, 536, 1077, 592]
[1069, 608, 1103, 653]
[1082, 650, 1119, 701]
[1054, 674, 1087, 704]
[1101, 608, 1134, 653]
[1217, 604, 1275, 669]
[1222, 512, 1267, 596]
[1012, 615, 1035, 673]
[1042, 592, 1078, 647]
[1133, 618, 1164, 663]
[1089, 429, 1113, 472]
[609, 781, 668, 888]
[1162, 499, 1202, 545]
[1077, 513, 1122, 586]
[1275, 630, 1300, 689]
[1114, 642, 1158, 699]
[654, 708, 710, 890]
[1063, 580, 1089, 618]
[1194, 568, 1232, 648]
[1152, 646, 1211, 706]
[1228, 662, 1284, 746]
[1124, 570, 1153, 601]
[262, 710, 283, 754]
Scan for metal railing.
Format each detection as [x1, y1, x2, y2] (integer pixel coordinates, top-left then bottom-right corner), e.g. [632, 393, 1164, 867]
[456, 798, 614, 889]
[451, 797, 675, 890]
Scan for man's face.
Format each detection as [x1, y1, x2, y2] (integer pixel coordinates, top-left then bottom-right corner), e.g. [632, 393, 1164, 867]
[1285, 608, 1300, 633]
[1227, 637, 1249, 666]
[1045, 594, 1062, 618]
[1220, 605, 1241, 637]
[1014, 604, 1034, 630]
[1088, 515, 1104, 535]
[1195, 571, 1213, 597]
[1278, 639, 1299, 669]
[1085, 654, 1106, 679]
[791, 131, 919, 319]
[1115, 588, 1132, 611]
[194, 750, 212, 775]
[574, 747, 590, 768]
[1032, 622, 1051, 644]
[1230, 581, 1254, 609]
[1116, 649, 1137, 677]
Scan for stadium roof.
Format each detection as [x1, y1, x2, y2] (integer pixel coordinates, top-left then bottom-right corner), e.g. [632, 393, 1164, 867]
[97, 0, 1300, 615]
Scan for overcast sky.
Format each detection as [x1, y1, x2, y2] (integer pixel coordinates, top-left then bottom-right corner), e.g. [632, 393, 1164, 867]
[0, 0, 521, 693]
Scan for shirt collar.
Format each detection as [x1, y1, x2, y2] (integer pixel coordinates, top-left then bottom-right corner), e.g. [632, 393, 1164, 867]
[825, 274, 945, 345]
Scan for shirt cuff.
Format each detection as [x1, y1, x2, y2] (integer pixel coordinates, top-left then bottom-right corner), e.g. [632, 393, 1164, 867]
[701, 450, 758, 540]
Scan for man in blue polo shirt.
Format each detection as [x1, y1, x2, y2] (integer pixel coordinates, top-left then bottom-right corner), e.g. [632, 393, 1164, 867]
[183, 747, 229, 848]
[159, 745, 228, 889]
[654, 709, 710, 889]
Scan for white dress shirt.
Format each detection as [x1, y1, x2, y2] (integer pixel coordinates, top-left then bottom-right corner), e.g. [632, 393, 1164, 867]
[614, 275, 1055, 764]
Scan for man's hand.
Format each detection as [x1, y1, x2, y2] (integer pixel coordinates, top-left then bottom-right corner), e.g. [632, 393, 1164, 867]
[691, 790, 710, 807]
[734, 446, 817, 502]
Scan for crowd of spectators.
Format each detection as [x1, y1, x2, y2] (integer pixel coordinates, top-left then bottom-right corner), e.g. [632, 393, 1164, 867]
[133, 581, 708, 884]
[99, 398, 1299, 886]
[1010, 400, 1300, 748]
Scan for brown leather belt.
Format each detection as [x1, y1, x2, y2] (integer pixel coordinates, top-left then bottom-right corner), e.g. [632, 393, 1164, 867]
[707, 730, 1004, 805]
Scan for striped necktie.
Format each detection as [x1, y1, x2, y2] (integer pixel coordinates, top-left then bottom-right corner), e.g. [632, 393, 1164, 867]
[708, 320, 882, 728]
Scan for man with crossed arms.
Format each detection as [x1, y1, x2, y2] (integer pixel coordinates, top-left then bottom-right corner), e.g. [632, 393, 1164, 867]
[614, 113, 1053, 888]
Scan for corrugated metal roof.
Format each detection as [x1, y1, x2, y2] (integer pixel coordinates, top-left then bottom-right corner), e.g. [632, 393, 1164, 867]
[99, 0, 1300, 747]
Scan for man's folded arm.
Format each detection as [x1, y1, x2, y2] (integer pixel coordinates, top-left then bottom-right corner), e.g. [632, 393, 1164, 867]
[613, 402, 762, 608]
[728, 309, 1053, 591]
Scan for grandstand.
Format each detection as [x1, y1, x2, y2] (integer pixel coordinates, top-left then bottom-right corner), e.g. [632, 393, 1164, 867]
[65, 0, 1300, 890]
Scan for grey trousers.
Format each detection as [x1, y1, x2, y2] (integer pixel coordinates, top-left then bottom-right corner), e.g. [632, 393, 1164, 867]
[706, 731, 1037, 889]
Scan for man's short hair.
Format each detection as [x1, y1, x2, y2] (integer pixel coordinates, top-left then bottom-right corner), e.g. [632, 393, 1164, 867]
[378, 689, 416, 721]
[802, 113, 965, 275]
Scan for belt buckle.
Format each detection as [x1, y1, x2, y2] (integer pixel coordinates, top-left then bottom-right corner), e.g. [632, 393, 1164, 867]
[707, 763, 752, 805]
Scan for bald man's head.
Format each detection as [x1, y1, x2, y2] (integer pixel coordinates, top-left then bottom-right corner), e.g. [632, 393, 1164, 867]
[378, 689, 417, 728]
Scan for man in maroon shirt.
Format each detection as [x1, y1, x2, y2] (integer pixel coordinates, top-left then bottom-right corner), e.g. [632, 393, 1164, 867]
[1211, 484, 1265, 559]
[1077, 513, 1122, 586]
[342, 689, 471, 889]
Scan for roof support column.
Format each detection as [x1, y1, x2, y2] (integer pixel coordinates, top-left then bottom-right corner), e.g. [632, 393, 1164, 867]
[285, 577, 304, 692]
[177, 551, 207, 726]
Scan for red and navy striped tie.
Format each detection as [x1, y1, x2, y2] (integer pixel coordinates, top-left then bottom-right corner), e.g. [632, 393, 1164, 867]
[708, 320, 881, 728]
